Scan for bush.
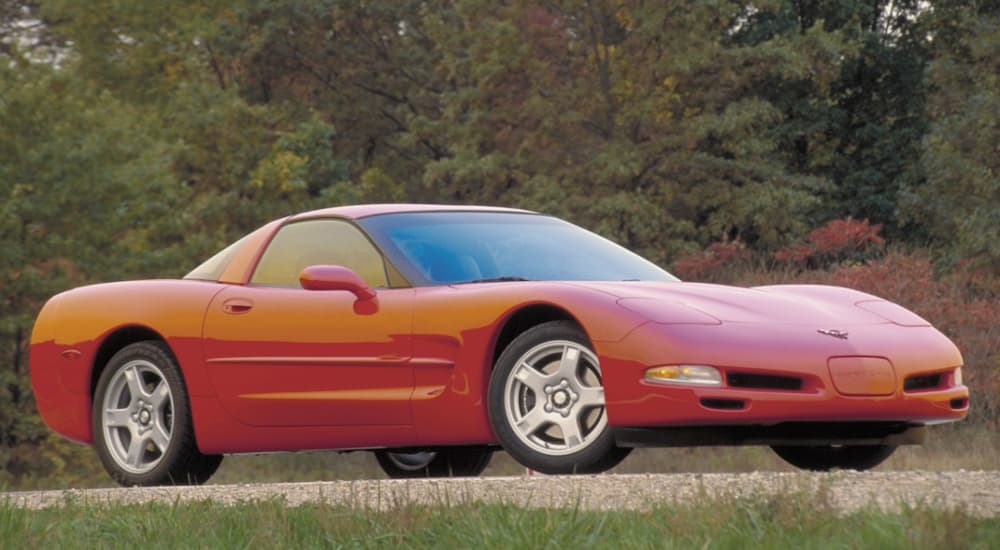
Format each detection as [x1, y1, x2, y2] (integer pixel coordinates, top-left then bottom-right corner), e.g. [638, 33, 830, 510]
[772, 218, 885, 268]
[672, 238, 752, 282]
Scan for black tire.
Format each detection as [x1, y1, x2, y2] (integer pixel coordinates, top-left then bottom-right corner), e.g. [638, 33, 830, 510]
[488, 321, 630, 474]
[187, 452, 225, 483]
[91, 341, 223, 486]
[771, 445, 896, 471]
[375, 447, 493, 479]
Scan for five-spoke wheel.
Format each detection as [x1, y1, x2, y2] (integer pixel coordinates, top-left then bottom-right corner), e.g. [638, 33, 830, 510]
[93, 341, 222, 486]
[100, 358, 175, 474]
[488, 321, 629, 474]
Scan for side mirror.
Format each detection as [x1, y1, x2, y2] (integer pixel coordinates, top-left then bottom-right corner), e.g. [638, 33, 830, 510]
[299, 265, 377, 301]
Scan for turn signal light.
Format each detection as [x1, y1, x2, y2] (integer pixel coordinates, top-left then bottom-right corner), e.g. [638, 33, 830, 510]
[954, 367, 963, 386]
[645, 365, 722, 386]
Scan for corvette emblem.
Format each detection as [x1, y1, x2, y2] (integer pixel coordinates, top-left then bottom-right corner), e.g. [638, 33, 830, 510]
[818, 329, 849, 340]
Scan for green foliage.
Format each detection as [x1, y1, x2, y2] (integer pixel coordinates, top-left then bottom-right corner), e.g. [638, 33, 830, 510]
[734, 0, 930, 238]
[901, 2, 1000, 271]
[63, 0, 832, 260]
[0, 63, 180, 475]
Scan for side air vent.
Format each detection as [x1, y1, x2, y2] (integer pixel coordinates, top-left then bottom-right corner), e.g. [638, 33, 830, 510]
[727, 372, 803, 391]
[904, 373, 943, 392]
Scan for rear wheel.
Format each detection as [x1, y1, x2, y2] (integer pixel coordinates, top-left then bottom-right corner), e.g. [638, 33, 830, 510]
[92, 341, 223, 486]
[488, 321, 630, 474]
[374, 447, 493, 478]
[771, 445, 896, 471]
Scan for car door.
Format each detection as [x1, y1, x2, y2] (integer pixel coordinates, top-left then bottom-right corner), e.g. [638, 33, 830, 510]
[203, 218, 414, 427]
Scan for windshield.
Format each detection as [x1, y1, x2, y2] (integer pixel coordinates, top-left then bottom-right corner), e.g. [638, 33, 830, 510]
[360, 211, 678, 285]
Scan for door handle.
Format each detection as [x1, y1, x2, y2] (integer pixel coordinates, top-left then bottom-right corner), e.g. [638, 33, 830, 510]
[222, 298, 254, 315]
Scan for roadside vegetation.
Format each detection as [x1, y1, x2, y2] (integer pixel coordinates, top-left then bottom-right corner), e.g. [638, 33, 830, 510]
[4, 489, 1000, 548]
[1, 1, 998, 488]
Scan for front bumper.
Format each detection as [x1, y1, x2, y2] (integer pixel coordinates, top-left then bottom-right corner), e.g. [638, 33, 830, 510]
[615, 421, 926, 448]
[598, 322, 970, 429]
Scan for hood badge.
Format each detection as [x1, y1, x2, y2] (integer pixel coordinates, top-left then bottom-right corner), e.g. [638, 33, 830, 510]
[818, 329, 849, 340]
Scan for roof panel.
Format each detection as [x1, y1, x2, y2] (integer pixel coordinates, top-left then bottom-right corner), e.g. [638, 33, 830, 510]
[288, 203, 534, 221]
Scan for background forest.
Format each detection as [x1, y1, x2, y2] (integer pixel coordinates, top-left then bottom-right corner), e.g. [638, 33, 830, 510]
[1, 0, 998, 486]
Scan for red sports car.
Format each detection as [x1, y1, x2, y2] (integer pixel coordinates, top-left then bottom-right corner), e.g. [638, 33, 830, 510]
[30, 204, 969, 485]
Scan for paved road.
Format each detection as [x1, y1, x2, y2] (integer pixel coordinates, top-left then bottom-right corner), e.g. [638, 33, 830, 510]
[5, 471, 999, 516]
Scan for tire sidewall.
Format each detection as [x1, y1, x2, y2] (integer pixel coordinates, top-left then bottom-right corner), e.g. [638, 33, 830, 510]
[488, 321, 618, 474]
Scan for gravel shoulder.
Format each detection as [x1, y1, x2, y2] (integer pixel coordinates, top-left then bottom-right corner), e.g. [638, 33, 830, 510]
[5, 471, 999, 516]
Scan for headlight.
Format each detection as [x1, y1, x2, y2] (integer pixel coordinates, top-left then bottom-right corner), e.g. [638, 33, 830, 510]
[954, 367, 963, 386]
[645, 365, 722, 386]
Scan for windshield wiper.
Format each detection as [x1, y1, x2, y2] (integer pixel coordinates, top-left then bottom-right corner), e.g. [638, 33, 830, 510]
[460, 276, 531, 284]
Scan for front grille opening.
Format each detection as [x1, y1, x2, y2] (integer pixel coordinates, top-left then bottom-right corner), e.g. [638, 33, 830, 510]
[727, 372, 803, 391]
[700, 398, 746, 410]
[904, 373, 943, 392]
[950, 398, 969, 409]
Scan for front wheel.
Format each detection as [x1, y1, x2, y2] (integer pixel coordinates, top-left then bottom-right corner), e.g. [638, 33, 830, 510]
[92, 341, 222, 486]
[771, 445, 896, 471]
[374, 447, 493, 478]
[488, 321, 630, 474]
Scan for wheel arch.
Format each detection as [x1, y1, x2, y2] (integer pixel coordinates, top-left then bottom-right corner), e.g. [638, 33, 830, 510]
[490, 303, 585, 370]
[90, 325, 171, 399]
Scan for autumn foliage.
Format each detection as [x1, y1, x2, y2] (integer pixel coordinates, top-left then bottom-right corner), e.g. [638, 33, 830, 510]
[772, 218, 885, 267]
[673, 238, 752, 281]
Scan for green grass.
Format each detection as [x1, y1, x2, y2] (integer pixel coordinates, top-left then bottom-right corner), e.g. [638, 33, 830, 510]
[2, 490, 998, 549]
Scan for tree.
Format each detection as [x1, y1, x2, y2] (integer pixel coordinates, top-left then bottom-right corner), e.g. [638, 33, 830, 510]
[901, 1, 1000, 270]
[732, 0, 929, 238]
[0, 62, 182, 478]
[416, 1, 835, 261]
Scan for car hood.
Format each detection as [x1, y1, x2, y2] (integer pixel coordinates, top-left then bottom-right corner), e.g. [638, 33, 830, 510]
[571, 281, 896, 326]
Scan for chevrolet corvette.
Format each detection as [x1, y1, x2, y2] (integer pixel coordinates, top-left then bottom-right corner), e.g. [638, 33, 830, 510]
[30, 204, 969, 485]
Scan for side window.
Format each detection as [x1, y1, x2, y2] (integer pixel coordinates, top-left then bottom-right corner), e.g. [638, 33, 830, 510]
[251, 219, 389, 288]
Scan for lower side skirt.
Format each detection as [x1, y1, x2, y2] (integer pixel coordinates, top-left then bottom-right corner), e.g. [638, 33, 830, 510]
[615, 422, 927, 448]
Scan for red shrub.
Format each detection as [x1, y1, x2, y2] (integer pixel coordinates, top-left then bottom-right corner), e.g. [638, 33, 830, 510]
[673, 238, 751, 281]
[773, 218, 884, 268]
